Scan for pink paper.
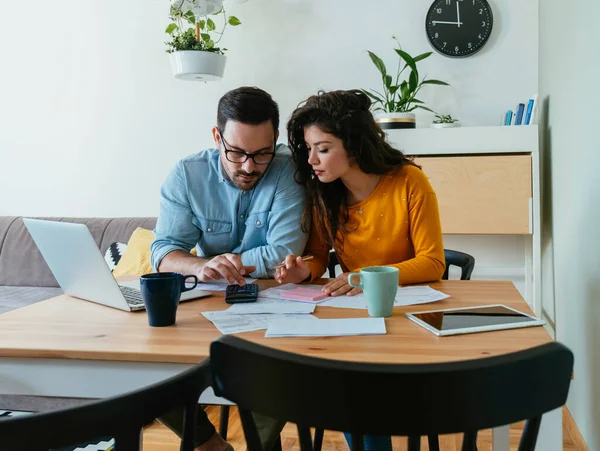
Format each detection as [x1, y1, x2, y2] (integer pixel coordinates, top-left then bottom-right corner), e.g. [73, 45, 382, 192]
[280, 287, 329, 302]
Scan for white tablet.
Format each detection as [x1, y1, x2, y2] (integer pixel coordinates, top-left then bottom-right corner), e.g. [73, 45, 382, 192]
[405, 304, 545, 336]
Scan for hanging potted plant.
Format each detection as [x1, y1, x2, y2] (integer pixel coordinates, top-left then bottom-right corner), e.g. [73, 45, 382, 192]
[361, 37, 449, 129]
[166, 0, 241, 81]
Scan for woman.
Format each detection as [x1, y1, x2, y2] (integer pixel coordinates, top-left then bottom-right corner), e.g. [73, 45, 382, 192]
[276, 89, 445, 298]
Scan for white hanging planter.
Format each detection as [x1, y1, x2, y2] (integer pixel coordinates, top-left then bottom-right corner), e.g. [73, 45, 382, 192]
[169, 51, 226, 81]
[375, 112, 416, 130]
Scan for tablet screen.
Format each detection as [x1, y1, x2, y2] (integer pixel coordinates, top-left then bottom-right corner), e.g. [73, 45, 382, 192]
[411, 305, 538, 332]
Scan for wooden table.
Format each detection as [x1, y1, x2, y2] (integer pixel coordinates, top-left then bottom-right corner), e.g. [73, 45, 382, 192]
[0, 280, 559, 450]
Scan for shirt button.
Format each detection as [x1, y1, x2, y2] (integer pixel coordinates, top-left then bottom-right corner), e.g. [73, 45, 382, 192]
[207, 228, 213, 232]
[256, 220, 261, 225]
[240, 214, 244, 219]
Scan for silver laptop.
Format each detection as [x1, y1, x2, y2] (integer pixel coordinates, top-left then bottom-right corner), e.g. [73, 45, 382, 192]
[23, 218, 211, 312]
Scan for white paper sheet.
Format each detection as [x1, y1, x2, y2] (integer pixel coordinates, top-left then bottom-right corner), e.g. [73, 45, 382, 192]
[319, 285, 450, 309]
[265, 317, 386, 338]
[189, 278, 257, 291]
[202, 311, 317, 334]
[258, 283, 329, 303]
[224, 298, 316, 315]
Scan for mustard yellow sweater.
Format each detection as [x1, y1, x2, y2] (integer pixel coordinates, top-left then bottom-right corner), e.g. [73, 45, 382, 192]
[305, 164, 445, 284]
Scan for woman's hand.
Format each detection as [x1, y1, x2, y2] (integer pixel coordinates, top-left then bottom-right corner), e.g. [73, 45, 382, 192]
[322, 272, 363, 297]
[274, 255, 311, 284]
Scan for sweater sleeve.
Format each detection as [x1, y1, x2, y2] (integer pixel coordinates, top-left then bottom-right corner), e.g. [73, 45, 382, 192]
[389, 192, 446, 284]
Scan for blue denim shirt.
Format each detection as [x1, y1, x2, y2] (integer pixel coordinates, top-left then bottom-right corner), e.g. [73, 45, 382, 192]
[151, 145, 308, 278]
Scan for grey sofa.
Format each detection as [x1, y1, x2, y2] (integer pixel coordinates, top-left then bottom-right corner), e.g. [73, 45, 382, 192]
[0, 216, 156, 412]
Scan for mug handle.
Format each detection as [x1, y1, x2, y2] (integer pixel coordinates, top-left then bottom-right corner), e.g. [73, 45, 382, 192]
[347, 272, 363, 289]
[181, 275, 198, 292]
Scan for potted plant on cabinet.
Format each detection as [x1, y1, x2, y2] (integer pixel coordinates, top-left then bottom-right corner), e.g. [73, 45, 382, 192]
[361, 37, 449, 129]
[431, 113, 460, 128]
[166, 0, 241, 81]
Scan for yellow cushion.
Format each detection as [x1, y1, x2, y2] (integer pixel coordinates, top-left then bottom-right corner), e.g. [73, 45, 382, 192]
[112, 227, 197, 277]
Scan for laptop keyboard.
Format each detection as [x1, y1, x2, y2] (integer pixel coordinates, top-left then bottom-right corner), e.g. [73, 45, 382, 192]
[119, 286, 145, 308]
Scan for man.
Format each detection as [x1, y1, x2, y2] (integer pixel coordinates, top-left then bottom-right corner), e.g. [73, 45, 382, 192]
[152, 86, 307, 451]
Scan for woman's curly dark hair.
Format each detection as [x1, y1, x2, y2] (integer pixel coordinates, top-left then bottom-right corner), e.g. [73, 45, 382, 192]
[287, 89, 418, 254]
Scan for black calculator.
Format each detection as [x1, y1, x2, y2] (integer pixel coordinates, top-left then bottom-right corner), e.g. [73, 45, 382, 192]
[225, 283, 259, 304]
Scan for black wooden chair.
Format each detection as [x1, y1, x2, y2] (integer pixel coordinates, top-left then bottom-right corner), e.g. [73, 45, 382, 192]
[0, 360, 212, 451]
[328, 249, 476, 281]
[210, 336, 573, 451]
[443, 249, 475, 280]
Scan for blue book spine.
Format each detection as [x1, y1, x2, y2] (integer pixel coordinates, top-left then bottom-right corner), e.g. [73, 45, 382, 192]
[504, 110, 513, 126]
[515, 103, 525, 125]
[524, 99, 534, 125]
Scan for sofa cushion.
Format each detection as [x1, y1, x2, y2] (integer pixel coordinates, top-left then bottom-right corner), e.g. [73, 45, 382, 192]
[0, 217, 157, 287]
[104, 242, 127, 271]
[0, 286, 63, 314]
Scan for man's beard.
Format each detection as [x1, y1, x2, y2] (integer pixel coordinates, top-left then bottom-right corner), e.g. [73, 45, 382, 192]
[222, 165, 263, 190]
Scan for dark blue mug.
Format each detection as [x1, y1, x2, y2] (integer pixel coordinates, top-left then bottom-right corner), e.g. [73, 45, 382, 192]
[139, 272, 198, 327]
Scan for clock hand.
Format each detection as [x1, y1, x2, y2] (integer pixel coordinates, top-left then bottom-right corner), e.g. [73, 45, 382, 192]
[456, 1, 461, 27]
[432, 20, 461, 25]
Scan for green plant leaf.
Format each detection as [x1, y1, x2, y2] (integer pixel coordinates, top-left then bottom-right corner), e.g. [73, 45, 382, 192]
[394, 49, 417, 74]
[360, 89, 385, 105]
[400, 81, 409, 99]
[413, 51, 433, 62]
[207, 40, 215, 49]
[416, 105, 435, 113]
[384, 75, 393, 88]
[409, 70, 418, 93]
[199, 20, 205, 30]
[411, 98, 425, 104]
[207, 18, 216, 31]
[228, 16, 242, 26]
[367, 51, 387, 77]
[201, 33, 211, 42]
[389, 85, 399, 95]
[165, 23, 178, 34]
[421, 79, 450, 86]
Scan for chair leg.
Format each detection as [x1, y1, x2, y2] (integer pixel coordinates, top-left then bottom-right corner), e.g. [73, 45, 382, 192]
[518, 416, 542, 451]
[219, 405, 230, 440]
[462, 431, 478, 451]
[407, 435, 421, 451]
[114, 428, 142, 451]
[427, 434, 440, 451]
[298, 425, 314, 451]
[313, 428, 324, 451]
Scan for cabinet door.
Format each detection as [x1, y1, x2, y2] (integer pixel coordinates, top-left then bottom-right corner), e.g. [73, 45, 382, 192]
[414, 155, 532, 234]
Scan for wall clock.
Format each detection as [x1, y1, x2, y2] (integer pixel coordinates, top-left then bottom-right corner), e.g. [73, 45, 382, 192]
[425, 0, 493, 58]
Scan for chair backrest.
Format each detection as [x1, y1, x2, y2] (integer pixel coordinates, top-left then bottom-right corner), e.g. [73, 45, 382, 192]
[329, 249, 475, 281]
[0, 360, 211, 451]
[327, 251, 339, 278]
[211, 336, 573, 451]
[442, 249, 475, 280]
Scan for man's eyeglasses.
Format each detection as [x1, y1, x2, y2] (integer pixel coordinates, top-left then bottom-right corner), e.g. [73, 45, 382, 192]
[218, 130, 275, 165]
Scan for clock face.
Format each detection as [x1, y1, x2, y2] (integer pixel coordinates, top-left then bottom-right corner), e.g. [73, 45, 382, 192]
[426, 0, 493, 58]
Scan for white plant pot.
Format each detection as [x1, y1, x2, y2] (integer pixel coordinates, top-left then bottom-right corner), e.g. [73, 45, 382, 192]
[375, 112, 416, 130]
[430, 121, 460, 128]
[169, 51, 226, 81]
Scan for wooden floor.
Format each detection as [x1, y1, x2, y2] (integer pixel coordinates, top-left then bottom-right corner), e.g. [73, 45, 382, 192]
[142, 405, 588, 451]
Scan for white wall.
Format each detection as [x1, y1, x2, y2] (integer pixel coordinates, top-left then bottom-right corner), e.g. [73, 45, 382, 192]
[0, 0, 538, 217]
[539, 0, 600, 448]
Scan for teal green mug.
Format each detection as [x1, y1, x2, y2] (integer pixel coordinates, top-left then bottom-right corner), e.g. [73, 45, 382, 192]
[348, 266, 399, 317]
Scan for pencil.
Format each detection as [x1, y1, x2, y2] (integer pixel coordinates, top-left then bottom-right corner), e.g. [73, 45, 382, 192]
[274, 255, 314, 269]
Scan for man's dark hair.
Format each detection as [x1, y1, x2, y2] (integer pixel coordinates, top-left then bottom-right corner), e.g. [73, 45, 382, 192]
[217, 86, 279, 133]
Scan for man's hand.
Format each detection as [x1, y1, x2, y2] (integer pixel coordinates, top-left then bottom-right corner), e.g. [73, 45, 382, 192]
[197, 253, 255, 286]
[321, 272, 363, 297]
